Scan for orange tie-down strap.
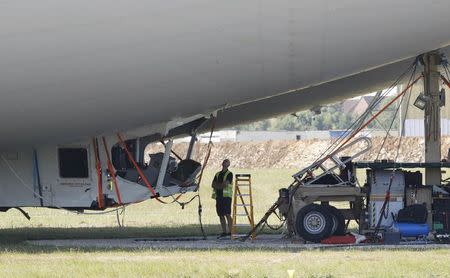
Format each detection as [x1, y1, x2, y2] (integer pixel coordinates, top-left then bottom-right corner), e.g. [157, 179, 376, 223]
[102, 137, 123, 205]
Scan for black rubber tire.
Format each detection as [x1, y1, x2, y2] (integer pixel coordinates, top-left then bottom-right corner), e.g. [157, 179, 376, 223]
[322, 205, 346, 236]
[295, 204, 333, 243]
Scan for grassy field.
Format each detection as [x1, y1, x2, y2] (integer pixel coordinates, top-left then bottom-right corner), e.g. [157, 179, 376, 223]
[0, 168, 449, 278]
[1, 249, 449, 278]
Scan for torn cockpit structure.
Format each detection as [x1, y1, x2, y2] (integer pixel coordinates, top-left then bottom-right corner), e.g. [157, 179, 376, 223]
[112, 136, 201, 198]
[97, 114, 214, 206]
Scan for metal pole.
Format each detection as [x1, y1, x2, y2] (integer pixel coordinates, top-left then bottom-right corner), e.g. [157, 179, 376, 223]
[423, 51, 442, 185]
[135, 137, 140, 163]
[186, 134, 197, 160]
[156, 139, 173, 189]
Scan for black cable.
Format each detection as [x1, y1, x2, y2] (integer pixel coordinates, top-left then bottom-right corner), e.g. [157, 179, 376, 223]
[264, 220, 286, 231]
[166, 191, 206, 239]
[197, 194, 207, 240]
[116, 207, 126, 227]
[14, 207, 31, 220]
[376, 62, 418, 160]
[394, 77, 415, 163]
[174, 194, 199, 208]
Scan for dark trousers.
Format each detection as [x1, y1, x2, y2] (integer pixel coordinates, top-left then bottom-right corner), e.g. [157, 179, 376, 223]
[215, 197, 232, 216]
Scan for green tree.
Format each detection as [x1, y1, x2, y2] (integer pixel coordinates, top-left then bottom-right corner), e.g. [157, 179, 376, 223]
[234, 96, 398, 132]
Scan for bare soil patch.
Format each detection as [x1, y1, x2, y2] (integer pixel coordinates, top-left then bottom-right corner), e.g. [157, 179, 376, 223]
[147, 136, 450, 169]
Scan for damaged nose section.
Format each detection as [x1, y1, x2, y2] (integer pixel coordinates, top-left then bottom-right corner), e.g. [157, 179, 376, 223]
[113, 136, 202, 200]
[146, 149, 202, 197]
[111, 115, 213, 202]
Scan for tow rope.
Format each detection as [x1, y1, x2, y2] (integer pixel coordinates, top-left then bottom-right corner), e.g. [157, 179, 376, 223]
[92, 138, 104, 209]
[102, 137, 123, 205]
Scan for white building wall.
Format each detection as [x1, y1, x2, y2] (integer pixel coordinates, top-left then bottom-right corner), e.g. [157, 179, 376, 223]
[404, 118, 450, 136]
[235, 131, 330, 142]
[174, 130, 237, 143]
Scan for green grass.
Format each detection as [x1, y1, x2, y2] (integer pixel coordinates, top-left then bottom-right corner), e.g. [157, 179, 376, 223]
[0, 169, 449, 278]
[0, 248, 449, 278]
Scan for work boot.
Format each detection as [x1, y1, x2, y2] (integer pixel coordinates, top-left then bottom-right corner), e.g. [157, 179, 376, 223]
[217, 233, 227, 239]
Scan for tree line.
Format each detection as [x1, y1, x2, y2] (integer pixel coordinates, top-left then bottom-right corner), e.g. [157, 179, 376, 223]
[235, 98, 399, 132]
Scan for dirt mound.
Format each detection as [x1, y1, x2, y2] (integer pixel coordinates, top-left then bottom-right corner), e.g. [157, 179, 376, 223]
[146, 137, 450, 169]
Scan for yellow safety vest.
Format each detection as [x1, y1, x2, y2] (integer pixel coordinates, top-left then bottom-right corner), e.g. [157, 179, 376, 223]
[211, 170, 233, 199]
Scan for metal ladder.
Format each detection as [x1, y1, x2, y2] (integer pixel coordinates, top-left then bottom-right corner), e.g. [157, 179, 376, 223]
[231, 174, 256, 240]
[292, 137, 372, 186]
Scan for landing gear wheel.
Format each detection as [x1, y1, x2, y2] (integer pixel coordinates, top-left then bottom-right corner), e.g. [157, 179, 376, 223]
[295, 204, 333, 243]
[322, 205, 346, 236]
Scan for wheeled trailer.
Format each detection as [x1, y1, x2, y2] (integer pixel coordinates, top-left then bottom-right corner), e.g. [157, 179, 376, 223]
[279, 160, 450, 243]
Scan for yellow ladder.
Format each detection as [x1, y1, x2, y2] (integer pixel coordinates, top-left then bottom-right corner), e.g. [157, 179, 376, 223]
[231, 174, 256, 240]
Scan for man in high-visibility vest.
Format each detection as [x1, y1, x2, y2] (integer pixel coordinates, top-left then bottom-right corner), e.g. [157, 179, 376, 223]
[212, 159, 233, 238]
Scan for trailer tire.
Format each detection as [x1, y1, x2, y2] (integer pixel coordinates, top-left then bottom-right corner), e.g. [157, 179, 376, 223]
[323, 205, 346, 236]
[295, 204, 333, 243]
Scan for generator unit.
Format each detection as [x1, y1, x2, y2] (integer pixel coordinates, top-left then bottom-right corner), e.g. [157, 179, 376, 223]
[367, 169, 405, 228]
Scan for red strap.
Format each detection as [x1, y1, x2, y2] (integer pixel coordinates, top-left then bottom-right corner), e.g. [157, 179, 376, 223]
[197, 143, 213, 187]
[102, 137, 123, 205]
[116, 133, 170, 204]
[441, 74, 450, 89]
[196, 116, 216, 186]
[385, 191, 391, 201]
[159, 140, 183, 161]
[92, 138, 104, 209]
